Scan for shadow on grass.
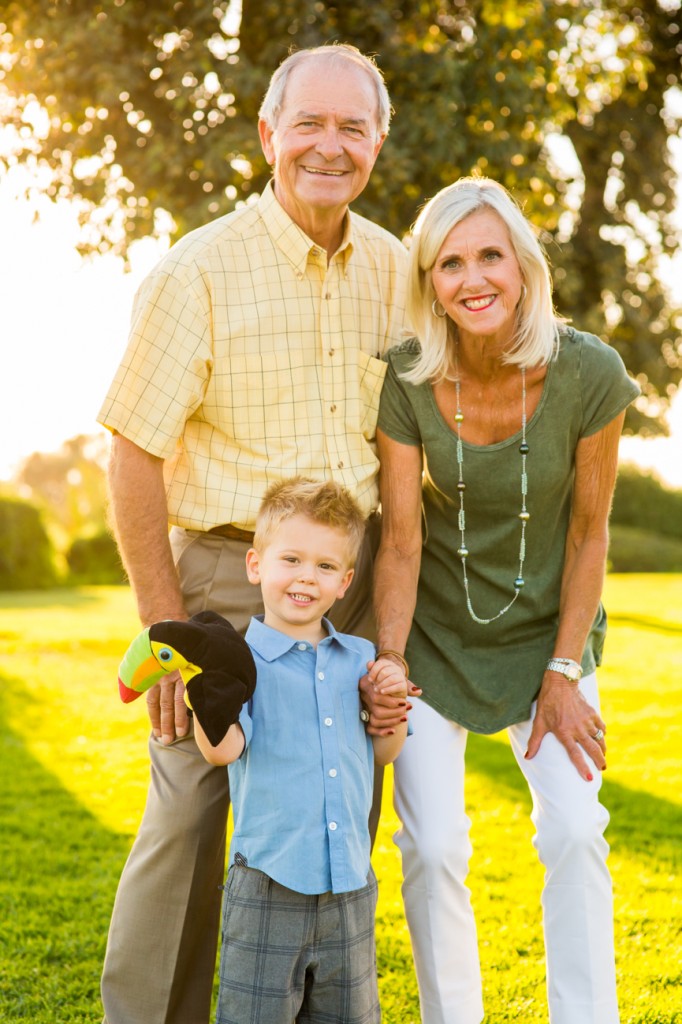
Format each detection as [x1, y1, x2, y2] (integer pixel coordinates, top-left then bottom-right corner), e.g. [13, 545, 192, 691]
[0, 691, 129, 1023]
[466, 733, 681, 869]
[607, 613, 682, 636]
[0, 586, 127, 612]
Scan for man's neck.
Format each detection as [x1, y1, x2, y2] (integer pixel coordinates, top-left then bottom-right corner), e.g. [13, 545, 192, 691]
[272, 184, 348, 259]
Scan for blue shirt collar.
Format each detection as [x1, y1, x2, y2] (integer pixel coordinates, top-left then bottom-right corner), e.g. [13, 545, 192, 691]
[245, 615, 357, 662]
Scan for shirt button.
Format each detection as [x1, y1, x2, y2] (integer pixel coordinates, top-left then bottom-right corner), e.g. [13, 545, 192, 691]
[318, 671, 325, 680]
[337, 460, 344, 469]
[329, 768, 337, 778]
[297, 643, 307, 650]
[329, 821, 338, 831]
[330, 404, 336, 413]
[328, 349, 335, 356]
[324, 292, 331, 299]
[324, 717, 333, 727]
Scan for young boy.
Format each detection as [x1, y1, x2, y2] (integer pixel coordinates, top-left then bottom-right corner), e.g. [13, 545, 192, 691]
[193, 477, 409, 1024]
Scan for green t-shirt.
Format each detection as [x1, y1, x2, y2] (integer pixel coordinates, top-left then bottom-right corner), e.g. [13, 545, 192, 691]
[378, 327, 640, 733]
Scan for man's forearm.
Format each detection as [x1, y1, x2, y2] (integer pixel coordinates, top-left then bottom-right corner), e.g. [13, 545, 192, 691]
[108, 434, 187, 626]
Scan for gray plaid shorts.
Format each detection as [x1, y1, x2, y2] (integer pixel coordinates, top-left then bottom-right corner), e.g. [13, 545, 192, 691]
[216, 863, 381, 1024]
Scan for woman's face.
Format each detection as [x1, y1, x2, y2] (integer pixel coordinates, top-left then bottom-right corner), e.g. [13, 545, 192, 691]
[431, 208, 524, 345]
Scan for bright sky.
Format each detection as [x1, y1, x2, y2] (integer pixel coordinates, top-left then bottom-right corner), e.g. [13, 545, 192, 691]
[0, 163, 681, 488]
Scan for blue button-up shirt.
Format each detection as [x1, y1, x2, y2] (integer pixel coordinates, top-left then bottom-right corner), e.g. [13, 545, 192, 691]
[227, 616, 375, 895]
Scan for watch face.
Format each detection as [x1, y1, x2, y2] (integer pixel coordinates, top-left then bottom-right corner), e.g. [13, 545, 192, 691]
[565, 665, 581, 682]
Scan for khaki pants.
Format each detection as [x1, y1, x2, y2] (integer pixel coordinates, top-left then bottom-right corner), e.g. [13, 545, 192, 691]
[101, 519, 382, 1024]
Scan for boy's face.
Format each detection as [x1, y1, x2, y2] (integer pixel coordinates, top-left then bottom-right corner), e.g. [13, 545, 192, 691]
[246, 514, 355, 641]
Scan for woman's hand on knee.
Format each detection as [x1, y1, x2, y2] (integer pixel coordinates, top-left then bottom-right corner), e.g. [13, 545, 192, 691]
[525, 679, 607, 781]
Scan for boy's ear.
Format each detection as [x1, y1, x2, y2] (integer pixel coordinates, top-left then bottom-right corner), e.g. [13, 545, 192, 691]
[336, 567, 354, 601]
[245, 548, 261, 585]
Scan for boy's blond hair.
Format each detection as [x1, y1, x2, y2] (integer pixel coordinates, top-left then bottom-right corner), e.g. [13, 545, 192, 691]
[254, 478, 366, 564]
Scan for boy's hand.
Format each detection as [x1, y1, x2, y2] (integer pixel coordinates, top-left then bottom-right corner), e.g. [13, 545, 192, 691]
[369, 658, 408, 698]
[359, 656, 412, 736]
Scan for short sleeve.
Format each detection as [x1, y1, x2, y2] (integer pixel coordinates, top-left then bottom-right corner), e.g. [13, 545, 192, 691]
[577, 333, 641, 437]
[377, 345, 423, 447]
[97, 263, 212, 457]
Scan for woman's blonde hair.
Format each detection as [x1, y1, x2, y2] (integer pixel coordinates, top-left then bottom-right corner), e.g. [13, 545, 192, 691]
[402, 177, 565, 385]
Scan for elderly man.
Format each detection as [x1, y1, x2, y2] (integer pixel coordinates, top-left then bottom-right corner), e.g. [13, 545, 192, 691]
[98, 44, 409, 1024]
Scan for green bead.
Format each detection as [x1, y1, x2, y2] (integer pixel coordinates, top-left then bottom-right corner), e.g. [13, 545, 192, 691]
[514, 576, 525, 588]
[520, 442, 529, 455]
[519, 510, 530, 521]
[454, 412, 464, 423]
[458, 547, 469, 558]
[457, 481, 466, 492]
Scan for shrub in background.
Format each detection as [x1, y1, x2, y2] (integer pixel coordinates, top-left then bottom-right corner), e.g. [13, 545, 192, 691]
[609, 465, 682, 571]
[612, 465, 682, 541]
[66, 531, 126, 585]
[608, 525, 682, 572]
[0, 498, 57, 590]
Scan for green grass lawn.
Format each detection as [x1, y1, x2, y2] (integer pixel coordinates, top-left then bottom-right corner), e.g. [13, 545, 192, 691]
[1, 577, 680, 1023]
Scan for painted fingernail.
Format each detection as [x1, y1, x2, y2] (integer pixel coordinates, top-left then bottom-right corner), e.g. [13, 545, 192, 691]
[586, 772, 593, 782]
[400, 716, 408, 723]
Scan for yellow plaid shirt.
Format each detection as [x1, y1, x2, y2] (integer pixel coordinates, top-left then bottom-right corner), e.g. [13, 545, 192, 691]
[98, 182, 409, 531]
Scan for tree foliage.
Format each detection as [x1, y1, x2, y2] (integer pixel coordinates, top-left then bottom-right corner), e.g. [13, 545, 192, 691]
[1, 0, 681, 431]
[14, 433, 110, 545]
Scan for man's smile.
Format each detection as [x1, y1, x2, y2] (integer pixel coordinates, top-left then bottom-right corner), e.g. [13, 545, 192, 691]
[302, 166, 347, 176]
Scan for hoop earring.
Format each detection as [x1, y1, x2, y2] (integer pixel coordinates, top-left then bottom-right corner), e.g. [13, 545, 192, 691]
[432, 298, 447, 319]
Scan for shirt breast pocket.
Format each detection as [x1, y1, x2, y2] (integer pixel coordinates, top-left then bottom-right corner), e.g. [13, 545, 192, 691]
[357, 351, 388, 440]
[340, 688, 371, 764]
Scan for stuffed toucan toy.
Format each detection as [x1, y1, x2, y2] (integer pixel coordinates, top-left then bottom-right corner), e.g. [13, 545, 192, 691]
[118, 610, 257, 746]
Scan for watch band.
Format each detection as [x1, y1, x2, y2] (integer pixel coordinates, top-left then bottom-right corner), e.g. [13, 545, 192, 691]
[546, 657, 583, 682]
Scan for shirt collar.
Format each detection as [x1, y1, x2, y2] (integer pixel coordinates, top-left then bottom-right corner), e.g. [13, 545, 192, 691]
[245, 614, 356, 662]
[257, 180, 354, 275]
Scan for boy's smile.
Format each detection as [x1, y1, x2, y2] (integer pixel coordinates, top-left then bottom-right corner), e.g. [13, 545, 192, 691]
[246, 514, 355, 643]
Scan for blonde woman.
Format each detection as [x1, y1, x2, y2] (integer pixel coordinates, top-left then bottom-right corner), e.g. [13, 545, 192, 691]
[369, 177, 639, 1024]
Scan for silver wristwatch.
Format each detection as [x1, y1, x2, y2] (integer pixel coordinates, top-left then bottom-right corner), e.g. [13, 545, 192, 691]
[546, 657, 583, 683]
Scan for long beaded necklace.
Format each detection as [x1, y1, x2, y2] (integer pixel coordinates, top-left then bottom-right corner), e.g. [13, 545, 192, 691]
[453, 351, 529, 625]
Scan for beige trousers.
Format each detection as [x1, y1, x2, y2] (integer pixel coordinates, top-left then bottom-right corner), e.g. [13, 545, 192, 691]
[101, 519, 382, 1024]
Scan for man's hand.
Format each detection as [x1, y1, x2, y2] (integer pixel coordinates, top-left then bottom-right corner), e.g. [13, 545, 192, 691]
[147, 671, 190, 745]
[525, 675, 607, 781]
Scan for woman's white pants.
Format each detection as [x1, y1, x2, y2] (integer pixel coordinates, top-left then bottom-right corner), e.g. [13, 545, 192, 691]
[393, 674, 619, 1024]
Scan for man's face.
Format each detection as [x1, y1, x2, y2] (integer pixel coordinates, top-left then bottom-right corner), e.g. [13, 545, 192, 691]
[259, 58, 385, 228]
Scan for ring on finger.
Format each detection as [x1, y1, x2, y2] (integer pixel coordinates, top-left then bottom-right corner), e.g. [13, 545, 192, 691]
[591, 728, 604, 742]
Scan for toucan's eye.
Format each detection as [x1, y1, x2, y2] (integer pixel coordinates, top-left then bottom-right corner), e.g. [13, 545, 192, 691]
[158, 647, 174, 662]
